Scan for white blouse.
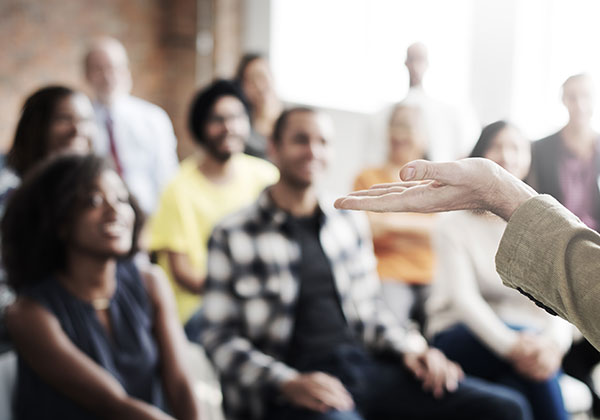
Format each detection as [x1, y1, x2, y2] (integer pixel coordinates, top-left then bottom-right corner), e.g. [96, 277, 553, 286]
[426, 210, 572, 357]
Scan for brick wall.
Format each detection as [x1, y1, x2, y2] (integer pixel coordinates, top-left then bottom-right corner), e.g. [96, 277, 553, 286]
[0, 0, 220, 158]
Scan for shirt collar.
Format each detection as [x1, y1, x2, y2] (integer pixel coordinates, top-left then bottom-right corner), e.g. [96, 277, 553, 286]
[256, 187, 336, 231]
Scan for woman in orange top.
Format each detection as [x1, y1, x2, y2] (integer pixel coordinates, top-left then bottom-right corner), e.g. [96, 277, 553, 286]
[354, 103, 435, 327]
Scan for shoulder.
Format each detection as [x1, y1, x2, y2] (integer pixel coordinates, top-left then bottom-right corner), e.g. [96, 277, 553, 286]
[160, 158, 200, 193]
[354, 167, 390, 190]
[533, 132, 561, 152]
[136, 263, 172, 310]
[121, 96, 173, 127]
[126, 95, 168, 114]
[212, 200, 263, 237]
[357, 166, 386, 181]
[325, 205, 371, 244]
[235, 154, 279, 179]
[5, 297, 58, 340]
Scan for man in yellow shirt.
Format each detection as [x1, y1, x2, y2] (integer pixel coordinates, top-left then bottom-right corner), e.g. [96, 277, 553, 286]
[150, 80, 278, 325]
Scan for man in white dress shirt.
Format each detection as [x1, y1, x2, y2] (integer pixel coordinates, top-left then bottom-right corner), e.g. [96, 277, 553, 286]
[84, 37, 179, 214]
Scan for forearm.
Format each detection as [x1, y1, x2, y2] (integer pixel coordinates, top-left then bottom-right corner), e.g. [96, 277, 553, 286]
[497, 195, 600, 351]
[167, 252, 205, 294]
[103, 396, 175, 420]
[201, 328, 299, 389]
[165, 378, 200, 420]
[172, 270, 204, 294]
[456, 297, 519, 357]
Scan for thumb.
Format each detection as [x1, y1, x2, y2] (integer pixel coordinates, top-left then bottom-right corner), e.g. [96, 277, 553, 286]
[400, 160, 459, 185]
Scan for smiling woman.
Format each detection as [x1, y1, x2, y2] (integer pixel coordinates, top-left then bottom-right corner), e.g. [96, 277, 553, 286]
[1, 155, 201, 420]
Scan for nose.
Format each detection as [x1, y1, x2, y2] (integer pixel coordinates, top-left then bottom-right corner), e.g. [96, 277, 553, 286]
[307, 138, 325, 159]
[222, 114, 241, 135]
[102, 194, 120, 219]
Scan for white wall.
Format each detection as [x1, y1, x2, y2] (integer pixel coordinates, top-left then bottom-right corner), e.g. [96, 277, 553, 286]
[242, 0, 577, 194]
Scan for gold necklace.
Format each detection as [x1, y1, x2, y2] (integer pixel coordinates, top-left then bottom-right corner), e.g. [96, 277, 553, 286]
[91, 298, 111, 311]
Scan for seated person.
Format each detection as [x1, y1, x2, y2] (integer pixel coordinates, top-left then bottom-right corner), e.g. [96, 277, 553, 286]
[3, 155, 200, 419]
[235, 53, 283, 159]
[1, 85, 94, 209]
[149, 80, 278, 326]
[200, 107, 534, 420]
[427, 121, 571, 420]
[354, 103, 435, 327]
[0, 85, 95, 343]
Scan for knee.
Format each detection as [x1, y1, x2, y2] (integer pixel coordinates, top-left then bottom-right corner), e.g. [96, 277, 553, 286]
[486, 390, 533, 420]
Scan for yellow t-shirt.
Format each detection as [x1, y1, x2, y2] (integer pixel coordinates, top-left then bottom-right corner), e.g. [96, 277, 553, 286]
[354, 167, 434, 285]
[149, 154, 279, 322]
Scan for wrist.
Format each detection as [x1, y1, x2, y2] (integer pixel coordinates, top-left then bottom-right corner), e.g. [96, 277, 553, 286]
[489, 170, 537, 221]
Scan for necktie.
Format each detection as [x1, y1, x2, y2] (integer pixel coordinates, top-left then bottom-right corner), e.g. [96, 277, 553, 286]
[105, 113, 123, 176]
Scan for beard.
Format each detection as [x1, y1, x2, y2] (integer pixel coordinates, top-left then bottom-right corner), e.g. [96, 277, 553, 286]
[203, 134, 244, 162]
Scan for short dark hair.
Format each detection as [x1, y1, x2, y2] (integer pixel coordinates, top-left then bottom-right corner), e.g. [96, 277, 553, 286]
[188, 79, 250, 145]
[1, 154, 145, 292]
[469, 120, 511, 158]
[271, 107, 316, 144]
[7, 86, 79, 177]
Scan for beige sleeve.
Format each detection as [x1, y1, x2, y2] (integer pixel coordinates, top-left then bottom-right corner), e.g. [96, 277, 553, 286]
[496, 195, 600, 351]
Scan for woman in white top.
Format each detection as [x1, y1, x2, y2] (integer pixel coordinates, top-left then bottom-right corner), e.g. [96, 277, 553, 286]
[427, 121, 571, 420]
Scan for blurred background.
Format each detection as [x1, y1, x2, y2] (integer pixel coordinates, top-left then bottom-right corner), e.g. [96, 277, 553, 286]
[2, 0, 600, 194]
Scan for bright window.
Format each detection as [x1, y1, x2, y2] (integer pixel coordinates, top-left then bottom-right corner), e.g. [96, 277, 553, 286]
[270, 0, 474, 113]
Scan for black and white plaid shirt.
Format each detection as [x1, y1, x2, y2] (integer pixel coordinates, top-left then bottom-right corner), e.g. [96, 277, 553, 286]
[200, 188, 427, 420]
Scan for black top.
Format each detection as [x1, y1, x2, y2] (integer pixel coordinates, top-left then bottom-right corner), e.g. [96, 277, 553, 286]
[15, 260, 167, 419]
[529, 131, 600, 228]
[286, 211, 357, 368]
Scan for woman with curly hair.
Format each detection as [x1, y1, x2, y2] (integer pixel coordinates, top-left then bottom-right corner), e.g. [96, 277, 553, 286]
[3, 154, 200, 419]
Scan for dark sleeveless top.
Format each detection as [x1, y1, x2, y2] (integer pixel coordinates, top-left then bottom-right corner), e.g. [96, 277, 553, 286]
[15, 260, 168, 419]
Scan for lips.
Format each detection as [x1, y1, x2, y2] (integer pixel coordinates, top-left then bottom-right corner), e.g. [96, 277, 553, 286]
[100, 221, 131, 238]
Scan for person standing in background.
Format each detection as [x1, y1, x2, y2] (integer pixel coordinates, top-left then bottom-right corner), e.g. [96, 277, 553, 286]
[84, 36, 179, 214]
[403, 42, 478, 162]
[529, 73, 600, 418]
[235, 53, 283, 159]
[354, 103, 435, 328]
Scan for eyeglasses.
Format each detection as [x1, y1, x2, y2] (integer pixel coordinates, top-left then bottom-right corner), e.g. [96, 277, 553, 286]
[207, 112, 247, 126]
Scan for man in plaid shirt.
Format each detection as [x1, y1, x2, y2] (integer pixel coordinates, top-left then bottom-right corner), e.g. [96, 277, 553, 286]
[200, 107, 532, 420]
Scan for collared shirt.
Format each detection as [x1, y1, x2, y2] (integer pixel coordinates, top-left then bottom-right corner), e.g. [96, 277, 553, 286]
[558, 139, 600, 230]
[200, 189, 427, 420]
[92, 95, 179, 214]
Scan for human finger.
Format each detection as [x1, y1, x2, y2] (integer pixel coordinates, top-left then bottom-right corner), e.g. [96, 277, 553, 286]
[368, 180, 433, 190]
[444, 361, 463, 393]
[334, 193, 410, 213]
[313, 374, 355, 411]
[423, 351, 447, 398]
[403, 353, 427, 380]
[346, 186, 409, 197]
[399, 160, 462, 184]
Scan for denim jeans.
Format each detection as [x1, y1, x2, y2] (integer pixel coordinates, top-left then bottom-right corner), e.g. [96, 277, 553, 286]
[266, 344, 532, 420]
[433, 323, 567, 420]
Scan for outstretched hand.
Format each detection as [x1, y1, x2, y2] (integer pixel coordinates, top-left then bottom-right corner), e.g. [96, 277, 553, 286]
[335, 158, 537, 221]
